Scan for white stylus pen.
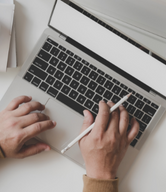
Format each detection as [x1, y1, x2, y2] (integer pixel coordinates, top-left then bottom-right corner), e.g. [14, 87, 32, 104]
[61, 93, 132, 154]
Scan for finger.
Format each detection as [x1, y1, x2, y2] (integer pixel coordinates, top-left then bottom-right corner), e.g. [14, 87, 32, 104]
[80, 110, 94, 134]
[93, 100, 110, 134]
[6, 96, 32, 111]
[23, 120, 56, 142]
[17, 143, 51, 158]
[106, 101, 120, 134]
[19, 113, 50, 128]
[127, 118, 139, 144]
[14, 101, 45, 117]
[118, 105, 129, 136]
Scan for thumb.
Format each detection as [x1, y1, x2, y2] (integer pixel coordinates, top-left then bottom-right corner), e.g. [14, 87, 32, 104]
[80, 110, 94, 134]
[17, 143, 51, 158]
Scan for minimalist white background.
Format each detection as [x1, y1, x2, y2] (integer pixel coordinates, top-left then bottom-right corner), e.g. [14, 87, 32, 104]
[0, 0, 166, 191]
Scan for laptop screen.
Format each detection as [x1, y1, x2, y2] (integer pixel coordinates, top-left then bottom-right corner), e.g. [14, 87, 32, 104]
[49, 0, 166, 97]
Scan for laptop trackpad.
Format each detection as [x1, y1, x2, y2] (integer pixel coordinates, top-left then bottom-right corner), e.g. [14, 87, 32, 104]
[37, 98, 85, 166]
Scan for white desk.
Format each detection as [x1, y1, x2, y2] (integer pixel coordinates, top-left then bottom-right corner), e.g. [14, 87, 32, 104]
[0, 0, 166, 191]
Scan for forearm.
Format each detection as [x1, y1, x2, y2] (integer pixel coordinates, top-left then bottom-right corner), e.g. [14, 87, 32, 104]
[83, 175, 119, 192]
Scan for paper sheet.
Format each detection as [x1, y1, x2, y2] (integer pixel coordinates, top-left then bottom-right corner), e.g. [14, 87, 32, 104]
[0, 0, 15, 72]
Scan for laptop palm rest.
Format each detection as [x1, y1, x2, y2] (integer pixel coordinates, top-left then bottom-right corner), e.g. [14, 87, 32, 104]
[37, 98, 85, 166]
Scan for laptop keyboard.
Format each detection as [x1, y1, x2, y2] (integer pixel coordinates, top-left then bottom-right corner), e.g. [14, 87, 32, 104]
[24, 37, 159, 148]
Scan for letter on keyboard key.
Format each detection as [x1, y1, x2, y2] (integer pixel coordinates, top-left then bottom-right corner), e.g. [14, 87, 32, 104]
[28, 65, 47, 80]
[38, 50, 51, 62]
[47, 87, 58, 98]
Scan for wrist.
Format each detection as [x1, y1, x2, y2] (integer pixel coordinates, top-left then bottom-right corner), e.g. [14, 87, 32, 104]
[86, 170, 117, 180]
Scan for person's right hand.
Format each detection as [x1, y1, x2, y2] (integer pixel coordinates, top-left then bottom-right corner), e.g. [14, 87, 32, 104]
[0, 96, 56, 159]
[79, 100, 139, 180]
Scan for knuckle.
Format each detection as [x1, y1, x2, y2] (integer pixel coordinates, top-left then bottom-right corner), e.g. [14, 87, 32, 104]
[24, 103, 32, 111]
[32, 113, 40, 121]
[34, 123, 42, 132]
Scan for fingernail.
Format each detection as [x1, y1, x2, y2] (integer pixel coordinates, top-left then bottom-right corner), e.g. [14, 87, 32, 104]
[83, 110, 88, 117]
[107, 100, 112, 104]
[45, 146, 51, 151]
[52, 121, 56, 126]
[28, 96, 32, 100]
[100, 100, 105, 103]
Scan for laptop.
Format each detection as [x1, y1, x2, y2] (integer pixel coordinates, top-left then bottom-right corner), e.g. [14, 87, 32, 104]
[0, 0, 166, 182]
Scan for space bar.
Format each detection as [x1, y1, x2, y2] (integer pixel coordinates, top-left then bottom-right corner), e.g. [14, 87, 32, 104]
[56, 93, 85, 116]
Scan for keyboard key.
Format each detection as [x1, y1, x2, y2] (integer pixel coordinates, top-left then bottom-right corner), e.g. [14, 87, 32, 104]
[53, 80, 63, 90]
[112, 95, 121, 103]
[128, 88, 135, 95]
[103, 90, 113, 100]
[120, 84, 128, 90]
[137, 120, 147, 132]
[50, 57, 59, 66]
[58, 52, 67, 61]
[127, 105, 136, 114]
[112, 85, 121, 95]
[73, 61, 83, 71]
[42, 42, 52, 52]
[24, 72, 33, 82]
[93, 94, 102, 104]
[77, 94, 86, 104]
[81, 66, 91, 75]
[88, 81, 97, 90]
[119, 90, 128, 98]
[89, 64, 97, 71]
[70, 80, 79, 90]
[61, 85, 71, 95]
[78, 85, 87, 94]
[46, 75, 55, 85]
[47, 87, 58, 98]
[66, 56, 75, 66]
[33, 57, 48, 70]
[47, 38, 58, 47]
[39, 82, 49, 92]
[142, 114, 151, 124]
[84, 99, 94, 109]
[80, 76, 90, 86]
[143, 98, 151, 104]
[97, 69, 105, 75]
[135, 100, 144, 109]
[65, 66, 74, 76]
[122, 101, 129, 108]
[69, 90, 78, 100]
[31, 77, 41, 87]
[66, 50, 74, 56]
[57, 93, 85, 116]
[96, 85, 105, 95]
[59, 45, 66, 52]
[46, 66, 56, 75]
[96, 76, 106, 85]
[143, 104, 156, 116]
[105, 74, 112, 80]
[74, 55, 81, 61]
[136, 131, 142, 139]
[113, 79, 120, 85]
[28, 65, 47, 80]
[82, 60, 89, 66]
[73, 71, 82, 81]
[62, 75, 72, 85]
[92, 104, 99, 114]
[151, 103, 159, 109]
[127, 95, 137, 104]
[54, 70, 64, 80]
[89, 71, 98, 80]
[38, 50, 51, 62]
[130, 139, 138, 147]
[50, 47, 60, 57]
[134, 109, 144, 119]
[136, 93, 143, 99]
[85, 89, 95, 99]
[104, 80, 114, 90]
[57, 61, 67, 71]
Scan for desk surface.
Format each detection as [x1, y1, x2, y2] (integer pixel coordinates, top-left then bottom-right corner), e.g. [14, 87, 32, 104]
[0, 0, 166, 191]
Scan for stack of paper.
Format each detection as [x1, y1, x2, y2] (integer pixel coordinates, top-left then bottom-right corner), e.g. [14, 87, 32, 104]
[0, 0, 16, 72]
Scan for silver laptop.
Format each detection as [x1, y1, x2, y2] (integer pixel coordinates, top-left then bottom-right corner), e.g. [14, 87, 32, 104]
[0, 0, 166, 182]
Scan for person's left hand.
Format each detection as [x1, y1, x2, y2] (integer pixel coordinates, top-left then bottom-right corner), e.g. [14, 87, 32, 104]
[0, 96, 56, 158]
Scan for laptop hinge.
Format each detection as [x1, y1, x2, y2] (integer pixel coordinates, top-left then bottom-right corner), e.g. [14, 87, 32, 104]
[59, 33, 67, 41]
[150, 89, 166, 100]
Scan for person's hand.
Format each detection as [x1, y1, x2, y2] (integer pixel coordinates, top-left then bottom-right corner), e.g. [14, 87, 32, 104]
[0, 96, 56, 158]
[79, 100, 139, 180]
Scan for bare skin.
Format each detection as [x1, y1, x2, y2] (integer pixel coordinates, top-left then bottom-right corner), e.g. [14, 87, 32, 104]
[0, 96, 56, 158]
[79, 100, 139, 180]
